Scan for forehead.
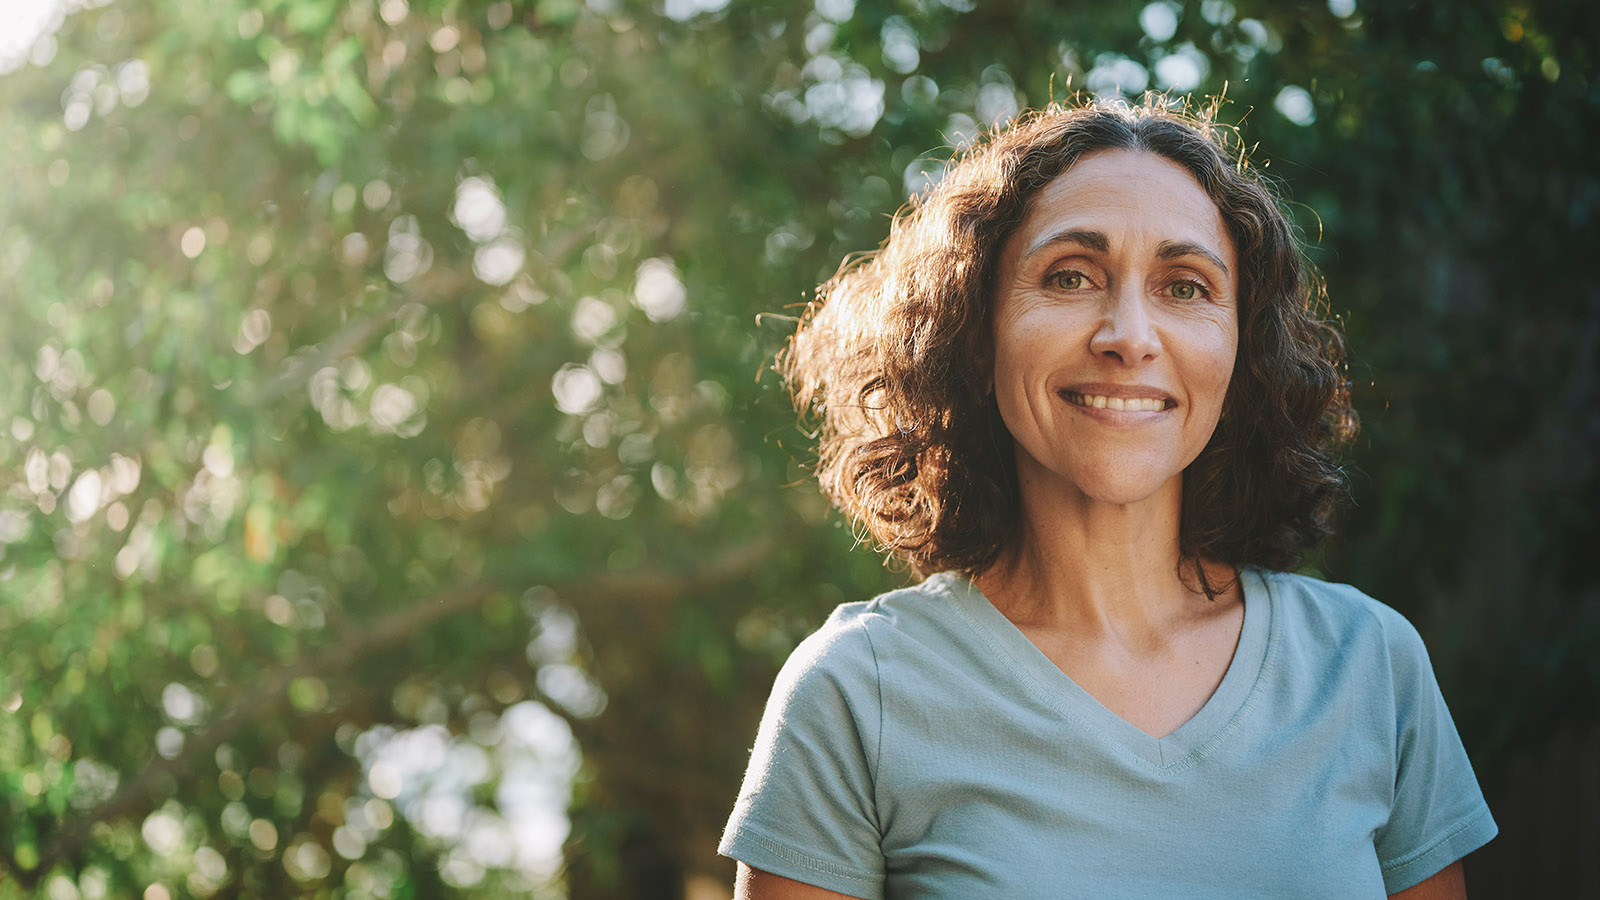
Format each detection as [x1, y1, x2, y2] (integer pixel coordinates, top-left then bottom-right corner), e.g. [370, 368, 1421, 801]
[1011, 149, 1235, 265]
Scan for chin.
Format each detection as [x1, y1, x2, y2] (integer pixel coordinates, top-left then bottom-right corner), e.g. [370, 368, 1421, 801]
[1078, 481, 1173, 507]
[1068, 451, 1184, 499]
[1054, 463, 1182, 508]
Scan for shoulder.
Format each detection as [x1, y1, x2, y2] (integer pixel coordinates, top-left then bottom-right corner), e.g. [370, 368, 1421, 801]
[1255, 568, 1434, 673]
[768, 576, 956, 706]
[779, 575, 958, 680]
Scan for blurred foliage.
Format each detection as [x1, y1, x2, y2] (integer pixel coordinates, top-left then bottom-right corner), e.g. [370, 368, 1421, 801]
[0, 0, 1594, 898]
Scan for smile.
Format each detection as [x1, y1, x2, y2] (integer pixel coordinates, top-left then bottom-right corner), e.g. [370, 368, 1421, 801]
[1062, 391, 1174, 412]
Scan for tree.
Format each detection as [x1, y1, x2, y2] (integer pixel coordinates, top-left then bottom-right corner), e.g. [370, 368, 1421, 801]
[1, 1, 1594, 897]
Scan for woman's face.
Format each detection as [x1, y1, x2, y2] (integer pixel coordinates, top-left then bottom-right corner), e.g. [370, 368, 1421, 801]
[990, 148, 1239, 509]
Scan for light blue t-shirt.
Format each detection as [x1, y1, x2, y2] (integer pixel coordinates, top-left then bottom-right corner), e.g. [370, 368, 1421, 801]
[719, 568, 1496, 898]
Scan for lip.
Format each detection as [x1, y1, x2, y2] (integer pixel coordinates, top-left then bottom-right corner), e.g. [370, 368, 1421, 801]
[1058, 383, 1177, 415]
[1063, 382, 1175, 401]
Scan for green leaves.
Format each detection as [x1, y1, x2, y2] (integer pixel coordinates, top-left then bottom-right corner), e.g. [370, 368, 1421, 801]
[0, 0, 1593, 896]
[283, 0, 340, 36]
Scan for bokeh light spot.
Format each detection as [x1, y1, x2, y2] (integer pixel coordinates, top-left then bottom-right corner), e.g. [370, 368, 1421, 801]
[1140, 1, 1181, 42]
[1274, 84, 1316, 125]
[632, 258, 687, 323]
[180, 227, 206, 259]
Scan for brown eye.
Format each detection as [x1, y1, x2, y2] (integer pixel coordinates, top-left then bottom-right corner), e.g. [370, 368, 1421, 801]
[1051, 271, 1086, 290]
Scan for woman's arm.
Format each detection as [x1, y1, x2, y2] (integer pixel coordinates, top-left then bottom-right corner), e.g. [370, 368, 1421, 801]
[735, 863, 868, 900]
[1388, 860, 1466, 900]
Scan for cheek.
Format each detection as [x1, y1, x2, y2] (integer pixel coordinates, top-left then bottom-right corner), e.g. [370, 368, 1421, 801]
[1174, 317, 1238, 427]
[1211, 340, 1238, 398]
[990, 314, 1042, 395]
[990, 360, 1030, 432]
[1195, 328, 1239, 428]
[989, 349, 1045, 448]
[1201, 314, 1240, 391]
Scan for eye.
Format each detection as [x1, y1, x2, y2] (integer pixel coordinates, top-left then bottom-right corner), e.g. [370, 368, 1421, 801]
[1167, 279, 1209, 301]
[1050, 270, 1088, 291]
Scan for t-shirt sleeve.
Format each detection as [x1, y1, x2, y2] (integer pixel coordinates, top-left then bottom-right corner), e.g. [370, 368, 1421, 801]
[1373, 611, 1498, 894]
[718, 617, 885, 899]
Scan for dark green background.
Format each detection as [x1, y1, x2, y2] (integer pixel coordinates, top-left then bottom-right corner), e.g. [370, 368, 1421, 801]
[1, 0, 1595, 897]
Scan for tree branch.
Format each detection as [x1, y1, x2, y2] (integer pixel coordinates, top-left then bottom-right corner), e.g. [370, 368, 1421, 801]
[255, 223, 595, 404]
[18, 537, 774, 886]
[22, 579, 494, 886]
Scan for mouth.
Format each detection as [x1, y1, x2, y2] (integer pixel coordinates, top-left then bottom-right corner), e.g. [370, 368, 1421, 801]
[1061, 391, 1175, 412]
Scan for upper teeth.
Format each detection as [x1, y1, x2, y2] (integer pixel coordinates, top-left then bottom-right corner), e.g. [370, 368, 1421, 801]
[1066, 392, 1168, 412]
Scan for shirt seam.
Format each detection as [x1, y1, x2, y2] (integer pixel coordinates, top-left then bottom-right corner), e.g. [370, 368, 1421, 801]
[1379, 802, 1495, 877]
[1146, 567, 1279, 773]
[1181, 567, 1280, 771]
[931, 570, 1275, 776]
[724, 824, 884, 887]
[932, 575, 1131, 760]
[860, 619, 887, 835]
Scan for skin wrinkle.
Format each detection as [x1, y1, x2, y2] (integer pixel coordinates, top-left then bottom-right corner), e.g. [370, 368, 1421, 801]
[980, 151, 1244, 727]
[1156, 240, 1231, 275]
[1024, 232, 1231, 278]
[1024, 227, 1111, 258]
[739, 103, 1474, 900]
[780, 102, 1354, 585]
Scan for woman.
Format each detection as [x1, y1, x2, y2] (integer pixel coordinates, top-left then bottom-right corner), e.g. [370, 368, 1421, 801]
[719, 101, 1496, 898]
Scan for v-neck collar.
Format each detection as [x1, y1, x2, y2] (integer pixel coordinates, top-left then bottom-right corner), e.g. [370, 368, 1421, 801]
[928, 567, 1275, 772]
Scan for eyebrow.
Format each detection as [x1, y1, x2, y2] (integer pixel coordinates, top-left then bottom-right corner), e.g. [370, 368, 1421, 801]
[1024, 228, 1109, 259]
[1156, 240, 1231, 275]
[1024, 229, 1231, 276]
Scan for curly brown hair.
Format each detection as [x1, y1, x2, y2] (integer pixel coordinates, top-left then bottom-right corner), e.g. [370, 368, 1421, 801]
[780, 99, 1357, 582]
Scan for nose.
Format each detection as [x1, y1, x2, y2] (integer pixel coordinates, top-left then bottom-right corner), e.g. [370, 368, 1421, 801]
[1089, 284, 1161, 365]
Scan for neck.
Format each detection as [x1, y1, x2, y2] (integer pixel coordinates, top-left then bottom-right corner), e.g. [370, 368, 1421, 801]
[977, 468, 1223, 642]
